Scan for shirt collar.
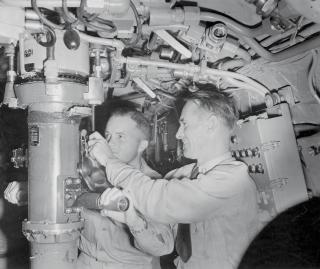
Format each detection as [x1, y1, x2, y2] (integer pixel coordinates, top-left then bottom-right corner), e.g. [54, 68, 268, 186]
[198, 152, 232, 174]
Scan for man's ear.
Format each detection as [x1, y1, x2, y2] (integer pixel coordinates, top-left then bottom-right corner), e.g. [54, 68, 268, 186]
[138, 140, 149, 153]
[206, 114, 218, 131]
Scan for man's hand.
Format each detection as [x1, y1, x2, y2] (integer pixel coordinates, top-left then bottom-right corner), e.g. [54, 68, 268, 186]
[100, 188, 147, 232]
[4, 181, 27, 205]
[88, 131, 114, 166]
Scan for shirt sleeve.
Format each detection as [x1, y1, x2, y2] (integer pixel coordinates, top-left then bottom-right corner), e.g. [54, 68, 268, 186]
[131, 219, 174, 256]
[106, 159, 248, 224]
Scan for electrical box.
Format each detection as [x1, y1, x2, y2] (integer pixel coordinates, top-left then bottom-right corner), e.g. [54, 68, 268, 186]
[231, 103, 308, 222]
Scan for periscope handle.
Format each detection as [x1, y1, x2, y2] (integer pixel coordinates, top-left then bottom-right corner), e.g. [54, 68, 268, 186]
[97, 194, 130, 212]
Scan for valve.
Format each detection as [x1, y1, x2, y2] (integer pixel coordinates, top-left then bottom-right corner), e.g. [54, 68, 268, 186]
[84, 46, 106, 105]
[2, 44, 18, 108]
[205, 23, 227, 54]
[11, 148, 28, 168]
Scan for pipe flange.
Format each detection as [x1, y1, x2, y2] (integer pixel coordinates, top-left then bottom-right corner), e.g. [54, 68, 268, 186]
[22, 220, 84, 243]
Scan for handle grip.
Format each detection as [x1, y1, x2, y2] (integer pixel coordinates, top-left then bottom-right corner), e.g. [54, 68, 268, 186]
[97, 194, 129, 212]
[75, 192, 129, 212]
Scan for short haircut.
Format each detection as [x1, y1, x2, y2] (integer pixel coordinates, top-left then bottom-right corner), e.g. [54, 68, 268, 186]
[183, 85, 239, 129]
[96, 100, 151, 139]
[110, 106, 152, 141]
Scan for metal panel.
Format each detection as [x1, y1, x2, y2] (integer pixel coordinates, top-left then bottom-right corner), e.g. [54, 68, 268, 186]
[231, 104, 308, 221]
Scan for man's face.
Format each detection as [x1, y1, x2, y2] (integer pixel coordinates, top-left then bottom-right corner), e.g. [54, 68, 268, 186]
[105, 115, 146, 164]
[176, 101, 209, 160]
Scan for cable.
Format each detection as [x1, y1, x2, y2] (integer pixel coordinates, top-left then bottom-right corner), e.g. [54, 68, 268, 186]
[62, 0, 78, 24]
[200, 11, 320, 62]
[35, 25, 56, 47]
[220, 59, 247, 71]
[200, 12, 266, 38]
[222, 78, 267, 98]
[122, 0, 142, 47]
[31, 0, 65, 30]
[308, 50, 320, 104]
[242, 35, 320, 62]
[76, 0, 116, 33]
[205, 69, 270, 96]
[1, 0, 81, 7]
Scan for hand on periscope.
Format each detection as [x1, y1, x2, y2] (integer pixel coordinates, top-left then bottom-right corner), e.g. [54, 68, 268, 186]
[88, 131, 114, 166]
[99, 188, 147, 233]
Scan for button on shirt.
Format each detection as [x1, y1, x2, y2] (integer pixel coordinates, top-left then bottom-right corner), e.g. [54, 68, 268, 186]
[105, 153, 260, 269]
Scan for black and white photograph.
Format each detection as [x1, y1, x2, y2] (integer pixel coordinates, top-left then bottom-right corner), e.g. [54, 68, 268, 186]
[1, 1, 320, 268]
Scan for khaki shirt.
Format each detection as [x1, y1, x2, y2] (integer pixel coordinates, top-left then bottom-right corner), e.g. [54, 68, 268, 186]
[105, 153, 260, 269]
[77, 160, 174, 269]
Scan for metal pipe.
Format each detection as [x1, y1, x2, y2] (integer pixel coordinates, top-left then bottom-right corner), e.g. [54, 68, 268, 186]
[1, 0, 81, 6]
[241, 35, 320, 62]
[91, 105, 96, 131]
[2, 0, 130, 14]
[200, 11, 320, 62]
[25, 20, 44, 32]
[19, 34, 26, 74]
[25, 9, 40, 20]
[122, 57, 269, 94]
[78, 32, 125, 51]
[308, 50, 320, 104]
[200, 12, 267, 38]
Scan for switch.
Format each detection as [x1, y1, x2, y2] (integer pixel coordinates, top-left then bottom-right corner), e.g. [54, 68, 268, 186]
[65, 192, 73, 200]
[235, 150, 241, 159]
[256, 163, 264, 173]
[248, 165, 256, 173]
[246, 149, 253, 157]
[231, 135, 238, 144]
[252, 147, 260, 157]
[240, 150, 247, 157]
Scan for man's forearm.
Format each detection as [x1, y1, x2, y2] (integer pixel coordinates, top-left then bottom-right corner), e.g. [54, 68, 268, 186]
[105, 158, 143, 188]
[105, 158, 231, 224]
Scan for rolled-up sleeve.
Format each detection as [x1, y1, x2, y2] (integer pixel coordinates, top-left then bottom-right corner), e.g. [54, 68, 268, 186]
[106, 159, 247, 224]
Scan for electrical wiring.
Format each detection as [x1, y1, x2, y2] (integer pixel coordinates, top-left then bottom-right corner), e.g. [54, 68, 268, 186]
[62, 0, 78, 25]
[35, 25, 56, 47]
[222, 77, 268, 98]
[76, 0, 116, 33]
[308, 50, 320, 104]
[1, 0, 80, 6]
[31, 0, 65, 30]
[205, 68, 270, 96]
[122, 56, 270, 96]
[122, 0, 142, 47]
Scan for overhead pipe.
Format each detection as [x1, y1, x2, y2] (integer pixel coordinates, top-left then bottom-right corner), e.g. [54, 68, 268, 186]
[200, 11, 320, 62]
[121, 57, 269, 95]
[200, 11, 267, 38]
[78, 32, 125, 51]
[1, 0, 130, 15]
[0, 0, 81, 7]
[241, 35, 320, 62]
